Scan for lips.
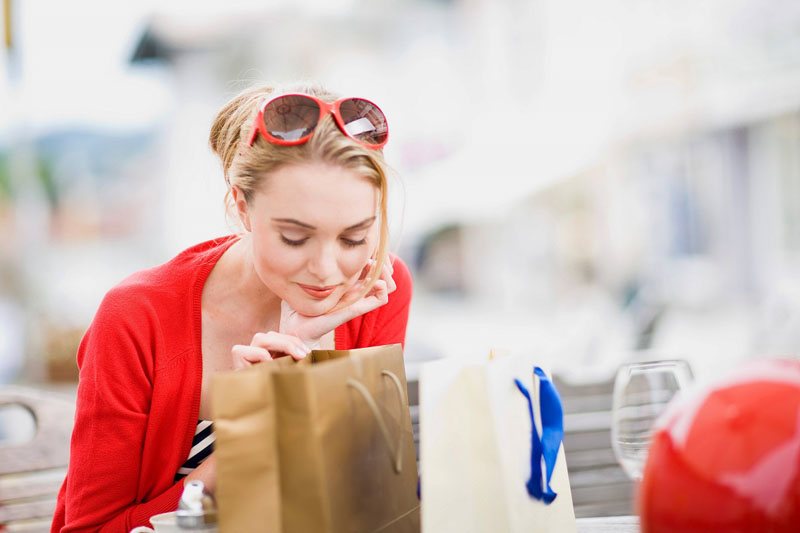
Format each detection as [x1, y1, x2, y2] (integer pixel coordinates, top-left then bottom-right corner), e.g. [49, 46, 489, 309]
[298, 283, 338, 299]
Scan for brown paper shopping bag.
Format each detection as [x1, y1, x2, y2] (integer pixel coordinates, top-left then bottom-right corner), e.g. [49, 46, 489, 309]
[212, 344, 420, 533]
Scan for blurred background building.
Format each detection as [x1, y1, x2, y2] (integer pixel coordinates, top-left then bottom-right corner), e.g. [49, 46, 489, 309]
[2, 0, 800, 387]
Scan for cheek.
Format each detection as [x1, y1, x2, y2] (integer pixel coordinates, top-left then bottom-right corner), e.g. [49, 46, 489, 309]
[340, 228, 379, 281]
[340, 250, 372, 281]
[251, 237, 302, 287]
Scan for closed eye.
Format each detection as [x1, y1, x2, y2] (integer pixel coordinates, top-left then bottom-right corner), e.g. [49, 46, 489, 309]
[280, 235, 308, 247]
[341, 237, 367, 248]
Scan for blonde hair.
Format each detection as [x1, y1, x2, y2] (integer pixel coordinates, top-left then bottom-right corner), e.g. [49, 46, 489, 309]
[208, 82, 391, 306]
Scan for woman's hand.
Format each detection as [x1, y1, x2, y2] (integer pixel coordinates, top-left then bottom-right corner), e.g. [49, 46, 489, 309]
[231, 331, 312, 369]
[280, 257, 397, 346]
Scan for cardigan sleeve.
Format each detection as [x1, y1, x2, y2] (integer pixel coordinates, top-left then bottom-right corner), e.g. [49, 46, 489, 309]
[346, 254, 412, 349]
[55, 286, 183, 533]
[372, 255, 412, 347]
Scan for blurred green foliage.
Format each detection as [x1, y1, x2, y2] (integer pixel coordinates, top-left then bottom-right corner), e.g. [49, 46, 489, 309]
[0, 152, 12, 201]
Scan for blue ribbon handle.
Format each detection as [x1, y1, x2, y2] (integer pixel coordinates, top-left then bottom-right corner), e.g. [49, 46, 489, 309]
[514, 366, 564, 504]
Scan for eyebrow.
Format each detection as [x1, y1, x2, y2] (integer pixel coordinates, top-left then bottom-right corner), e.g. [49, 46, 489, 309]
[272, 216, 376, 231]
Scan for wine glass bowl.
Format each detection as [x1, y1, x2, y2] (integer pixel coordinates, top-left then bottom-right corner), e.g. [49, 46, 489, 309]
[611, 359, 694, 481]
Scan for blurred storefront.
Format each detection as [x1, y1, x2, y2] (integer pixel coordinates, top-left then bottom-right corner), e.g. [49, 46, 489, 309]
[1, 0, 800, 384]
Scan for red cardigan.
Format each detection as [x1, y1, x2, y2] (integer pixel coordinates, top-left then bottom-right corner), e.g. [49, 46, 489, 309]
[51, 236, 413, 533]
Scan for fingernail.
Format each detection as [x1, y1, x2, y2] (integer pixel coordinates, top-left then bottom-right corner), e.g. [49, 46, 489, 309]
[294, 349, 307, 359]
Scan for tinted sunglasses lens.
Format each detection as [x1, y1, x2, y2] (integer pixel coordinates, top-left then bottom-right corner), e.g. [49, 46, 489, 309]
[338, 98, 388, 146]
[263, 95, 320, 142]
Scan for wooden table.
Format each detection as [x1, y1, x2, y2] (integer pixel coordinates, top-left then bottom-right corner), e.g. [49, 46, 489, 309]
[577, 515, 639, 532]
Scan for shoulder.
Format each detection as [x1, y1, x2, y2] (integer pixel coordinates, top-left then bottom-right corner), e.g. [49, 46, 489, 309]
[336, 254, 413, 349]
[117, 235, 237, 291]
[387, 254, 412, 309]
[101, 236, 237, 313]
[77, 237, 236, 372]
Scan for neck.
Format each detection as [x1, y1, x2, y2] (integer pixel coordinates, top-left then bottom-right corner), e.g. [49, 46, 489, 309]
[205, 234, 281, 331]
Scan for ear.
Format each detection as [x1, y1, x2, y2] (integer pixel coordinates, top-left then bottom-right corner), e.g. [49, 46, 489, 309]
[232, 186, 252, 232]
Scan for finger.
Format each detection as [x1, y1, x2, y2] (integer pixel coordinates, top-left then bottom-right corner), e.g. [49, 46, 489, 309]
[342, 275, 388, 309]
[358, 259, 376, 281]
[250, 332, 311, 360]
[334, 280, 390, 322]
[380, 260, 397, 294]
[365, 276, 389, 298]
[337, 276, 368, 304]
[370, 279, 390, 303]
[231, 344, 272, 369]
[344, 260, 391, 303]
[251, 331, 310, 353]
[346, 293, 389, 321]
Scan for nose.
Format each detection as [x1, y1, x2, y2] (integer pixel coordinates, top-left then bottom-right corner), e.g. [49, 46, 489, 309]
[306, 242, 338, 283]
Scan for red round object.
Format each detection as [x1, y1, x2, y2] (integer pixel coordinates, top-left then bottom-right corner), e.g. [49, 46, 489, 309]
[639, 358, 800, 533]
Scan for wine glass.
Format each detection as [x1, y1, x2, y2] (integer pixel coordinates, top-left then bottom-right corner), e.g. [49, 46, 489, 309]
[611, 359, 694, 480]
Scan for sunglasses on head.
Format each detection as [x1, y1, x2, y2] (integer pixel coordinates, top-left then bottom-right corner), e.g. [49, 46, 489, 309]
[246, 93, 389, 150]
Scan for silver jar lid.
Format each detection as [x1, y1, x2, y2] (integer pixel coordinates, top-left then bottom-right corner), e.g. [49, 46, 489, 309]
[176, 480, 217, 529]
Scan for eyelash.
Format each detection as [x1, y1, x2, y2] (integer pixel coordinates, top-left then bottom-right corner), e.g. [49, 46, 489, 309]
[341, 237, 367, 248]
[280, 236, 307, 247]
[279, 236, 367, 248]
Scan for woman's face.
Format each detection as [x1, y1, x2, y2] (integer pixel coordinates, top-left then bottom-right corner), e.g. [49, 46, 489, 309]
[238, 162, 379, 316]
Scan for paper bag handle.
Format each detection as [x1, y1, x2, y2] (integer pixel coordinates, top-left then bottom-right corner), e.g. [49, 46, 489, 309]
[347, 370, 406, 474]
[514, 366, 564, 504]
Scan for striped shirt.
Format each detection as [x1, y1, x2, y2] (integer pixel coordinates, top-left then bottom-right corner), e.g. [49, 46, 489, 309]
[174, 420, 215, 482]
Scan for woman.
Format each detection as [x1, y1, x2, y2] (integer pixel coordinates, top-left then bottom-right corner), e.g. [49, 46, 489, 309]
[52, 83, 412, 532]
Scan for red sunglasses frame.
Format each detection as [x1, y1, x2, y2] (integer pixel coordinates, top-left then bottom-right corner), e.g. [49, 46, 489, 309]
[245, 93, 389, 150]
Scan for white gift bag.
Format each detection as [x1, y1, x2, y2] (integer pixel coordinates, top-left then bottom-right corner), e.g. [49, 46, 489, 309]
[420, 352, 577, 533]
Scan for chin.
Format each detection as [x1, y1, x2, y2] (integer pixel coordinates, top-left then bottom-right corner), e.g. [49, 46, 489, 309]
[285, 293, 339, 317]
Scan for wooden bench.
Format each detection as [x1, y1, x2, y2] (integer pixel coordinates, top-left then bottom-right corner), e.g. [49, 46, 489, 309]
[554, 375, 635, 518]
[0, 386, 75, 532]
